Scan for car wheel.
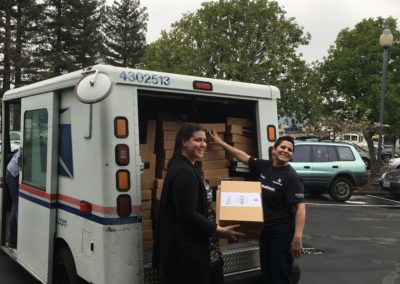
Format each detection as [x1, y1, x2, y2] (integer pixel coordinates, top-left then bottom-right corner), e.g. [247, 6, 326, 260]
[53, 246, 78, 284]
[362, 157, 371, 170]
[329, 177, 353, 202]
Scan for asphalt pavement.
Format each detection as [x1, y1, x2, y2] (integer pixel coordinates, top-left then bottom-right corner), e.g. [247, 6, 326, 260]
[2, 193, 400, 284]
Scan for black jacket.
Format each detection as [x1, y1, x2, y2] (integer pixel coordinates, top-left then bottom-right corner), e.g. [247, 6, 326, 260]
[152, 154, 217, 283]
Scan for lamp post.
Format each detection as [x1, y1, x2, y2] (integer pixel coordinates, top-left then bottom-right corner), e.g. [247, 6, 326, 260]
[374, 28, 393, 183]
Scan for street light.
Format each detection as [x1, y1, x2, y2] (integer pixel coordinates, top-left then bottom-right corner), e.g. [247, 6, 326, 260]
[374, 28, 393, 183]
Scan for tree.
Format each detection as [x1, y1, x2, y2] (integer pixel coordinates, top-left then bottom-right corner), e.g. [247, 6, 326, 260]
[0, 0, 14, 97]
[69, 0, 105, 69]
[102, 0, 147, 67]
[318, 17, 400, 175]
[139, 0, 312, 120]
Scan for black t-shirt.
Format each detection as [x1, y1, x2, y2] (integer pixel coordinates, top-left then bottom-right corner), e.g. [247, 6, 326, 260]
[248, 157, 304, 232]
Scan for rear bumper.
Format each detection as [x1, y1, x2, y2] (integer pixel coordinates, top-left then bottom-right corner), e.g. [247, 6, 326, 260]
[354, 172, 368, 187]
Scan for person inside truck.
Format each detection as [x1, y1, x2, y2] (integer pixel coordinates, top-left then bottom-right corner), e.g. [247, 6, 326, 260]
[153, 122, 243, 284]
[6, 148, 20, 249]
[209, 131, 306, 284]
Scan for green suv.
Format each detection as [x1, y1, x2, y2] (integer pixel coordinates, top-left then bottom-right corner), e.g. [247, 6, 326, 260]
[289, 141, 368, 202]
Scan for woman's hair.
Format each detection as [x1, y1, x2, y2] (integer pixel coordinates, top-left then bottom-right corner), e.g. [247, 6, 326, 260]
[274, 135, 295, 149]
[173, 122, 205, 157]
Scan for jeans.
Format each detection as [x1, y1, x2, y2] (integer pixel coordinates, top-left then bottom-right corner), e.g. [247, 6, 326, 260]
[260, 229, 294, 284]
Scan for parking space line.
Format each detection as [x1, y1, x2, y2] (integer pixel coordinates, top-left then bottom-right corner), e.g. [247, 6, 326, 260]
[366, 194, 400, 204]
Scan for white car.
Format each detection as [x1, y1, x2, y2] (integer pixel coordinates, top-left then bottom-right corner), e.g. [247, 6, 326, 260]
[388, 157, 400, 170]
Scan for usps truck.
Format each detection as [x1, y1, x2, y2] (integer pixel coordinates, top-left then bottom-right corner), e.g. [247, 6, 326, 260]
[0, 65, 280, 283]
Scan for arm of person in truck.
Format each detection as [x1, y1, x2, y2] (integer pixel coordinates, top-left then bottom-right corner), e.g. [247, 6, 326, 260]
[208, 129, 251, 165]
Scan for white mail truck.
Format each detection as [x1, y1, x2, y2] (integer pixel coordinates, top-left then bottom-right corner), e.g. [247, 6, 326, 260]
[0, 65, 280, 283]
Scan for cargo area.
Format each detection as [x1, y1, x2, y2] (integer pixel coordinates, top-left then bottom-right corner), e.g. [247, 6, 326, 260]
[137, 90, 264, 282]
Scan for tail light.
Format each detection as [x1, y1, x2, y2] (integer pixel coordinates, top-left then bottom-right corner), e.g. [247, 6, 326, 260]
[267, 125, 276, 142]
[114, 117, 128, 138]
[117, 195, 131, 217]
[115, 144, 129, 165]
[116, 170, 130, 192]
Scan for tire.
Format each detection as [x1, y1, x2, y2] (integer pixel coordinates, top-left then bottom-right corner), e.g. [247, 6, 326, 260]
[53, 246, 78, 284]
[329, 177, 353, 202]
[362, 157, 371, 170]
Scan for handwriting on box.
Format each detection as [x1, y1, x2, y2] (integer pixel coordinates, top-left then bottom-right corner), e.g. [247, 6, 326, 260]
[221, 192, 262, 207]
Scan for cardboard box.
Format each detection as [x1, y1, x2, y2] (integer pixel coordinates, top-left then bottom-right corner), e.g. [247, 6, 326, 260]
[203, 151, 225, 161]
[143, 240, 153, 250]
[142, 209, 151, 219]
[139, 144, 148, 161]
[153, 187, 162, 200]
[154, 179, 164, 189]
[161, 140, 175, 150]
[206, 142, 224, 151]
[146, 120, 157, 154]
[162, 131, 177, 141]
[199, 123, 226, 133]
[160, 121, 182, 131]
[226, 117, 255, 128]
[202, 168, 229, 180]
[227, 124, 256, 136]
[141, 153, 156, 180]
[141, 199, 152, 210]
[141, 178, 154, 190]
[199, 159, 228, 170]
[142, 219, 153, 230]
[142, 229, 153, 241]
[217, 181, 263, 229]
[226, 134, 256, 146]
[141, 189, 152, 200]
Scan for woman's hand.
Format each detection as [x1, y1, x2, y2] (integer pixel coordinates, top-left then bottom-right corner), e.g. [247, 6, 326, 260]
[209, 129, 224, 145]
[216, 224, 245, 241]
[291, 236, 304, 258]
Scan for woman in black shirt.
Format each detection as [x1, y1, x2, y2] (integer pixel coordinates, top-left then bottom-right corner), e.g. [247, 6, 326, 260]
[153, 123, 242, 284]
[209, 132, 306, 284]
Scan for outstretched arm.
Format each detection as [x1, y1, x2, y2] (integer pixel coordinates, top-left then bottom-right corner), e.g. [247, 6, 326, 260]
[209, 129, 251, 165]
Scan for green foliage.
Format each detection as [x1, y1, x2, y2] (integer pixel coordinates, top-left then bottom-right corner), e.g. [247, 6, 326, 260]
[139, 0, 313, 121]
[318, 17, 400, 174]
[102, 0, 148, 67]
[319, 17, 400, 132]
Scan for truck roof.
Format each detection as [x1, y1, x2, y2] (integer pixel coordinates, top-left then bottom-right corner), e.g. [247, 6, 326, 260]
[3, 64, 280, 101]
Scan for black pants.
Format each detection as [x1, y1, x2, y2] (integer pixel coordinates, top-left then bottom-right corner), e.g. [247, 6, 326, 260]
[210, 259, 224, 284]
[260, 229, 294, 284]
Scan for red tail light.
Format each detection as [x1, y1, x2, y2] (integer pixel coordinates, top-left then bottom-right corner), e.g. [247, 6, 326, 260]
[115, 144, 130, 165]
[80, 201, 92, 214]
[117, 195, 131, 217]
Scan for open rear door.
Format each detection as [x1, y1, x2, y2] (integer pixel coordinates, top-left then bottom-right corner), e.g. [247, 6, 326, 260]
[17, 92, 59, 282]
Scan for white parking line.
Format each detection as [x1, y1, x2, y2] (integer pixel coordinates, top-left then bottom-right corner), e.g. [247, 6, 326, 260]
[366, 194, 400, 204]
[305, 202, 400, 207]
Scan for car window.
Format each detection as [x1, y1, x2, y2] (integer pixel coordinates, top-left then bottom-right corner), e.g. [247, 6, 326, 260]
[313, 145, 329, 162]
[337, 146, 355, 161]
[292, 145, 312, 162]
[328, 146, 338, 161]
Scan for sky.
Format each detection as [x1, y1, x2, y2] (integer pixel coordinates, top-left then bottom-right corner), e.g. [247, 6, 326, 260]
[134, 0, 400, 63]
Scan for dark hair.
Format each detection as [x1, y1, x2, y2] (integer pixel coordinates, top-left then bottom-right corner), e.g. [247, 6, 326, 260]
[173, 122, 205, 157]
[274, 135, 295, 149]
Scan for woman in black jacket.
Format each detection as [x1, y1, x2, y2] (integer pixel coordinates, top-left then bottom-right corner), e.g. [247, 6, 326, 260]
[153, 122, 242, 284]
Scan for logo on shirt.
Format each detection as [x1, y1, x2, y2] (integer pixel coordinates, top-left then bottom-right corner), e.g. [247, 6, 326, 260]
[260, 174, 266, 180]
[295, 193, 305, 199]
[261, 184, 276, 192]
[272, 178, 283, 186]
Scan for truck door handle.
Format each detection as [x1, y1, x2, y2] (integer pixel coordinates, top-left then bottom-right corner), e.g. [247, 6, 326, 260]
[304, 166, 311, 169]
[332, 165, 338, 168]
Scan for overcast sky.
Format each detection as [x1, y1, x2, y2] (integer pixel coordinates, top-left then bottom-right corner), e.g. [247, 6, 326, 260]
[136, 0, 400, 63]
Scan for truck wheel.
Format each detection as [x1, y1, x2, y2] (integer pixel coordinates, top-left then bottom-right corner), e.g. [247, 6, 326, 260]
[53, 246, 78, 284]
[329, 177, 353, 202]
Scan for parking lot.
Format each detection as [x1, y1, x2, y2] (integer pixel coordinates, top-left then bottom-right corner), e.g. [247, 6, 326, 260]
[2, 193, 400, 284]
[298, 193, 400, 284]
[226, 192, 400, 284]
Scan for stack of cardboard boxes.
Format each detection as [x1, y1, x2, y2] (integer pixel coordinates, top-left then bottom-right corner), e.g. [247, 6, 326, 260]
[140, 120, 157, 250]
[225, 117, 257, 161]
[140, 117, 262, 250]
